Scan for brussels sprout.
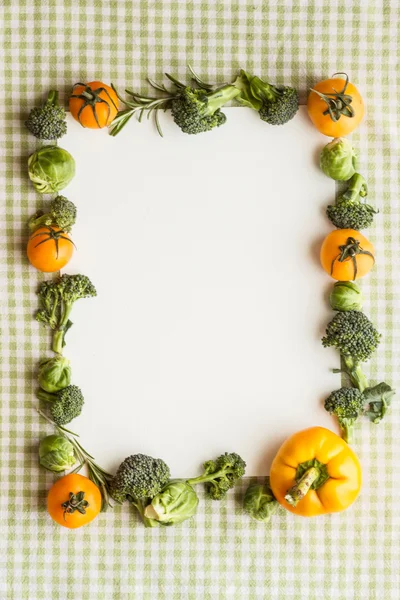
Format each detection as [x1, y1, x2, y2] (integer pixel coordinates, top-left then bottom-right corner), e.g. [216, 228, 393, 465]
[320, 138, 358, 181]
[144, 481, 199, 525]
[38, 356, 72, 393]
[28, 145, 75, 194]
[329, 281, 364, 312]
[39, 434, 76, 472]
[243, 478, 279, 523]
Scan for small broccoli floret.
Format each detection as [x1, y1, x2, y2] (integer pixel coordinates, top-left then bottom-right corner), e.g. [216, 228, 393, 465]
[326, 173, 377, 230]
[36, 280, 61, 330]
[322, 311, 381, 392]
[110, 454, 171, 527]
[37, 385, 84, 425]
[36, 274, 97, 354]
[25, 90, 67, 140]
[234, 70, 299, 125]
[29, 196, 77, 233]
[187, 452, 246, 500]
[327, 202, 376, 230]
[243, 477, 279, 522]
[324, 387, 365, 443]
[171, 85, 240, 134]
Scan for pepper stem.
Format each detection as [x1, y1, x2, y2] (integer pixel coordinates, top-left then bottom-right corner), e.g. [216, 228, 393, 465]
[285, 467, 319, 507]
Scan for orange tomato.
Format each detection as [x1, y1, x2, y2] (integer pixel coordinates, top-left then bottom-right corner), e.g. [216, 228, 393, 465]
[47, 473, 101, 529]
[27, 225, 74, 272]
[270, 427, 362, 517]
[320, 228, 374, 281]
[69, 81, 118, 129]
[307, 74, 364, 137]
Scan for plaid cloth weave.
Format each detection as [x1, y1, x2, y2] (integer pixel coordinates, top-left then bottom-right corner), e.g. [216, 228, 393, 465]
[0, 1, 399, 598]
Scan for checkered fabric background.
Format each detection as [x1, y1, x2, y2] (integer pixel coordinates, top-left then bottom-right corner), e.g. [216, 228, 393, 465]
[0, 1, 399, 598]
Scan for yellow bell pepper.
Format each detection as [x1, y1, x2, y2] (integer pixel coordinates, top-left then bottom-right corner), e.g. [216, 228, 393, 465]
[270, 426, 362, 517]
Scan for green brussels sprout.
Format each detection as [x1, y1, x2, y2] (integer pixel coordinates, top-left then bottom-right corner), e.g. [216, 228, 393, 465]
[38, 356, 72, 393]
[243, 478, 279, 523]
[329, 281, 364, 312]
[39, 434, 76, 472]
[28, 145, 75, 194]
[320, 138, 358, 181]
[144, 481, 199, 525]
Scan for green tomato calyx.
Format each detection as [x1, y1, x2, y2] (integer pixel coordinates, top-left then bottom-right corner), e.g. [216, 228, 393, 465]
[311, 73, 355, 122]
[71, 83, 118, 128]
[331, 237, 375, 280]
[30, 225, 76, 259]
[61, 491, 89, 521]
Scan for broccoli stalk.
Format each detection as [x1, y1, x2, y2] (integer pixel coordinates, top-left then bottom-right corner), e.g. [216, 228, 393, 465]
[36, 274, 97, 354]
[187, 452, 246, 500]
[326, 173, 377, 230]
[52, 297, 77, 355]
[131, 498, 159, 528]
[29, 196, 77, 233]
[322, 311, 381, 392]
[341, 355, 369, 393]
[25, 90, 67, 140]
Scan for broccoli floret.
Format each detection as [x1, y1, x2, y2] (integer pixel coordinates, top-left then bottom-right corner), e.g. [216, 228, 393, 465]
[171, 85, 240, 134]
[324, 387, 365, 443]
[187, 452, 246, 500]
[110, 454, 171, 527]
[36, 274, 97, 354]
[25, 90, 67, 140]
[234, 69, 299, 125]
[322, 311, 381, 392]
[37, 384, 84, 425]
[243, 477, 279, 522]
[327, 173, 377, 230]
[29, 196, 77, 233]
[36, 280, 61, 330]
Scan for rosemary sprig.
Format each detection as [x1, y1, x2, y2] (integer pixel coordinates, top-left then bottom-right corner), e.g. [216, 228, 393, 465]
[109, 83, 174, 137]
[37, 408, 113, 511]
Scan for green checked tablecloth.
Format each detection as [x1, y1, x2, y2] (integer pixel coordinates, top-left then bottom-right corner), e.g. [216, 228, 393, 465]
[0, 1, 399, 598]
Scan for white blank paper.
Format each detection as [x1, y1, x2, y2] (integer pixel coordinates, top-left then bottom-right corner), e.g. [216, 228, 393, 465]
[61, 107, 338, 477]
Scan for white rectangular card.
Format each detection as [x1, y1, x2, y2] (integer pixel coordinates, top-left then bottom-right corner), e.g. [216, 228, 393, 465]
[61, 106, 338, 477]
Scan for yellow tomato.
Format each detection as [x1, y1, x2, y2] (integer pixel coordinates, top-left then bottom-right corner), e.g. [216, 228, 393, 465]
[308, 74, 364, 137]
[320, 229, 375, 281]
[47, 473, 101, 529]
